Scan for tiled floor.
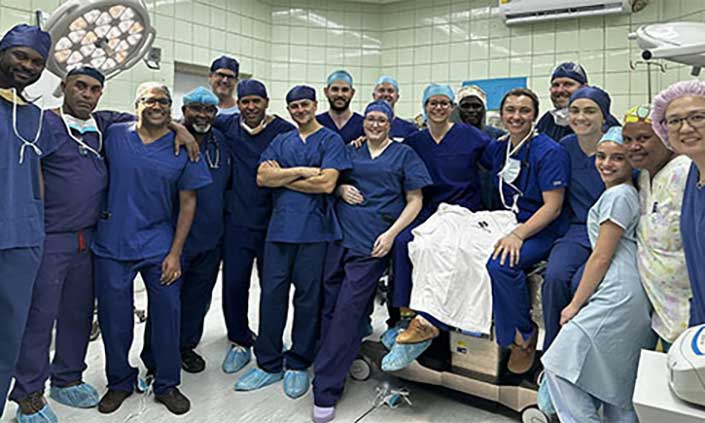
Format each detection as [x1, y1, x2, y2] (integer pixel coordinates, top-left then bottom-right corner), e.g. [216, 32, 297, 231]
[2, 270, 517, 422]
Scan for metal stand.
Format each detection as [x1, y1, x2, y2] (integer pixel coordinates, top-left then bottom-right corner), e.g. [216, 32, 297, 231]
[629, 60, 666, 102]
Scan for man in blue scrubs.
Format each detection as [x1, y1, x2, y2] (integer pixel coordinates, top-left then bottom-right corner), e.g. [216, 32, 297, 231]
[372, 76, 418, 141]
[92, 83, 211, 415]
[208, 56, 239, 115]
[455, 85, 505, 140]
[317, 70, 364, 143]
[0, 24, 56, 419]
[9, 67, 135, 422]
[235, 85, 351, 398]
[215, 79, 295, 374]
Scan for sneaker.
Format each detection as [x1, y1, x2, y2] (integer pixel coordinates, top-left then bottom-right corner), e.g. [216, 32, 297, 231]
[312, 404, 335, 423]
[155, 388, 190, 415]
[222, 344, 251, 374]
[181, 349, 206, 373]
[283, 370, 309, 399]
[395, 316, 439, 344]
[98, 389, 132, 414]
[234, 367, 283, 391]
[16, 392, 57, 423]
[381, 340, 432, 372]
[49, 382, 99, 408]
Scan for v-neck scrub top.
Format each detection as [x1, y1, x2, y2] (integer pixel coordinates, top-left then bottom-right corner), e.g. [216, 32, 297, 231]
[316, 112, 364, 144]
[92, 123, 212, 261]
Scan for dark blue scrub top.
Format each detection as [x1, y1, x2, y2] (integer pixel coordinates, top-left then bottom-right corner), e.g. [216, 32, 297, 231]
[537, 111, 621, 143]
[214, 114, 295, 231]
[92, 123, 212, 261]
[0, 98, 58, 249]
[406, 123, 489, 219]
[390, 117, 419, 141]
[681, 163, 705, 326]
[183, 128, 232, 257]
[42, 110, 134, 234]
[259, 127, 352, 243]
[481, 133, 570, 239]
[484, 125, 506, 140]
[316, 111, 364, 144]
[337, 142, 432, 255]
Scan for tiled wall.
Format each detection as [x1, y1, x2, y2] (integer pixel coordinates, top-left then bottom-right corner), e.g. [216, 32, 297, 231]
[2, 0, 705, 118]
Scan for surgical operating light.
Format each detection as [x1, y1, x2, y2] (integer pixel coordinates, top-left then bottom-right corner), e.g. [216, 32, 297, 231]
[43, 0, 155, 80]
[630, 22, 705, 76]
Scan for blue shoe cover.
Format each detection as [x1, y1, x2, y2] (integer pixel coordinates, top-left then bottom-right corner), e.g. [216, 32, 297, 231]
[17, 404, 57, 423]
[283, 370, 309, 399]
[537, 374, 556, 415]
[234, 367, 283, 391]
[381, 340, 432, 372]
[381, 326, 402, 351]
[222, 344, 251, 374]
[49, 383, 99, 408]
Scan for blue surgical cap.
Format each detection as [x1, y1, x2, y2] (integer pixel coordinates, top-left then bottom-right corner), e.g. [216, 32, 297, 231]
[552, 62, 588, 85]
[237, 79, 268, 99]
[286, 85, 316, 104]
[0, 24, 51, 60]
[210, 55, 239, 75]
[183, 86, 218, 106]
[422, 83, 454, 108]
[326, 70, 353, 87]
[66, 66, 105, 86]
[569, 86, 612, 121]
[375, 76, 399, 92]
[364, 99, 394, 122]
[598, 126, 623, 145]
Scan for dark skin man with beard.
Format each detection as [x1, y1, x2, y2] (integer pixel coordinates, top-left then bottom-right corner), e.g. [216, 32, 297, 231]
[316, 70, 364, 143]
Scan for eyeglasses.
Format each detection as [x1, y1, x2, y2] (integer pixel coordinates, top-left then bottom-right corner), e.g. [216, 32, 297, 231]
[664, 111, 705, 131]
[428, 100, 451, 109]
[140, 97, 171, 106]
[364, 117, 389, 126]
[213, 71, 237, 81]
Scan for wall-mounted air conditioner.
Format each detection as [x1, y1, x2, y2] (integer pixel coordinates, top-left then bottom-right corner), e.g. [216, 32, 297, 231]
[499, 0, 632, 25]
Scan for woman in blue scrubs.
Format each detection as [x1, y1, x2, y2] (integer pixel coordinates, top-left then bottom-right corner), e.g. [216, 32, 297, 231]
[542, 87, 613, 350]
[541, 127, 654, 423]
[92, 83, 211, 415]
[386, 84, 490, 338]
[483, 88, 570, 374]
[652, 80, 705, 328]
[311, 100, 431, 423]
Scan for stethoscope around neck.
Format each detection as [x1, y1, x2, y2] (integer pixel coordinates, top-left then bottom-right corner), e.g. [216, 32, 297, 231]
[498, 128, 537, 214]
[203, 132, 221, 169]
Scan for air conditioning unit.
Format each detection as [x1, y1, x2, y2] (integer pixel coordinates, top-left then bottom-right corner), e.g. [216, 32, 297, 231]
[499, 0, 632, 25]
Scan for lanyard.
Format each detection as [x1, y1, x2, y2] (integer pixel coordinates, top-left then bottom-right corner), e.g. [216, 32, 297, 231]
[60, 108, 103, 159]
[6, 88, 44, 164]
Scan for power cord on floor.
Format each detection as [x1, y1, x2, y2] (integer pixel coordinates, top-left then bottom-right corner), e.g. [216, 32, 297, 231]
[354, 382, 412, 423]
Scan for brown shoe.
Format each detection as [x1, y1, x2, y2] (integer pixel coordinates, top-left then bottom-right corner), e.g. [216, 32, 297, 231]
[16, 391, 46, 415]
[98, 389, 132, 414]
[396, 316, 440, 344]
[507, 326, 538, 375]
[155, 388, 190, 415]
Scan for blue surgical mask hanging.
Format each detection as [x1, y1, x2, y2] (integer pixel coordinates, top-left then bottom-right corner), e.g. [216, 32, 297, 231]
[498, 129, 536, 214]
[550, 107, 570, 127]
[60, 107, 103, 159]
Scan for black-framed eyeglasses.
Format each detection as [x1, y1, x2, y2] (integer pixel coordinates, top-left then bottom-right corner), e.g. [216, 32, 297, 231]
[664, 111, 705, 131]
[213, 71, 237, 81]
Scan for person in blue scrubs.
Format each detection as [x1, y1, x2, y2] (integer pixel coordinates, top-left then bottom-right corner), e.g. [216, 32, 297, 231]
[536, 62, 620, 142]
[215, 79, 295, 374]
[542, 87, 613, 350]
[371, 76, 418, 141]
[385, 84, 490, 337]
[311, 100, 431, 423]
[482, 88, 570, 375]
[454, 85, 506, 141]
[651, 80, 705, 327]
[92, 83, 212, 415]
[8, 67, 134, 422]
[235, 85, 351, 399]
[142, 87, 231, 376]
[317, 70, 364, 143]
[208, 56, 239, 115]
[0, 24, 56, 420]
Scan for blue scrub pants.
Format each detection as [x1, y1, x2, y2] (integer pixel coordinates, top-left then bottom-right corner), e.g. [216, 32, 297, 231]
[95, 255, 182, 396]
[223, 222, 266, 348]
[254, 241, 327, 373]
[10, 231, 95, 401]
[542, 230, 590, 350]
[0, 247, 42, 418]
[313, 242, 388, 407]
[179, 245, 222, 351]
[544, 369, 638, 423]
[390, 216, 426, 308]
[488, 235, 555, 347]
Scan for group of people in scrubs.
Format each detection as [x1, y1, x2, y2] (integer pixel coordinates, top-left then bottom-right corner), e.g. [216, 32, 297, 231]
[1, 19, 704, 423]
